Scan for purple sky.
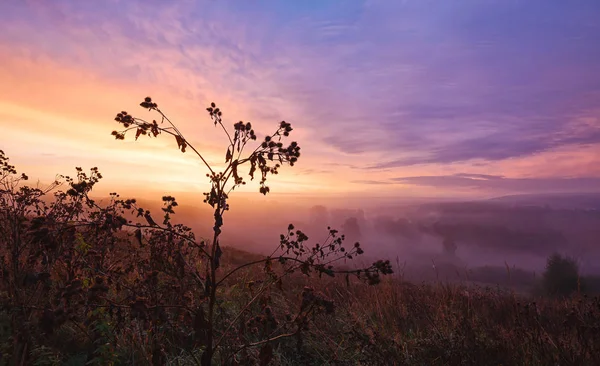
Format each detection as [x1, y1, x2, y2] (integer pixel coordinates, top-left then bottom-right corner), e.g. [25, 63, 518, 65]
[0, 0, 599, 197]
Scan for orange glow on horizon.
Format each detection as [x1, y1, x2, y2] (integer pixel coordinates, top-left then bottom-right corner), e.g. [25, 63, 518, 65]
[1, 3, 599, 200]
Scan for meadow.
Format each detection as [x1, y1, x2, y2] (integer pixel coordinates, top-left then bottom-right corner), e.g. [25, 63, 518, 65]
[1, 97, 599, 366]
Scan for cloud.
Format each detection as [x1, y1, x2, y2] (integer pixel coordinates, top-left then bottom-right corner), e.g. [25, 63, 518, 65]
[369, 123, 600, 169]
[393, 174, 600, 194]
[261, 0, 600, 166]
[351, 179, 395, 185]
[453, 173, 503, 180]
[1, 0, 600, 195]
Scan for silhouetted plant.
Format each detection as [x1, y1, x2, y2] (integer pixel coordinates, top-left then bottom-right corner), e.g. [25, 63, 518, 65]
[542, 253, 583, 297]
[111, 97, 391, 364]
[1, 104, 393, 364]
[341, 217, 362, 244]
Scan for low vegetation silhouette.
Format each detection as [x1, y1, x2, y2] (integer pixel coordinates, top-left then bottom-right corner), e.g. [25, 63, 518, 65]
[0, 98, 392, 365]
[0, 97, 599, 365]
[542, 253, 583, 297]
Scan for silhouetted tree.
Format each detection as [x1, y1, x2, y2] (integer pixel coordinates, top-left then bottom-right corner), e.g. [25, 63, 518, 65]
[342, 217, 361, 243]
[542, 253, 583, 297]
[374, 216, 421, 242]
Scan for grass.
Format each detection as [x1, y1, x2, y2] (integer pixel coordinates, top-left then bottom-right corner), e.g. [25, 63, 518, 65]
[2, 243, 600, 365]
[172, 247, 600, 365]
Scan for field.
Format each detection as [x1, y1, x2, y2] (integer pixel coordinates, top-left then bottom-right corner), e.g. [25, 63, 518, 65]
[210, 248, 600, 365]
[2, 133, 600, 365]
[2, 241, 600, 366]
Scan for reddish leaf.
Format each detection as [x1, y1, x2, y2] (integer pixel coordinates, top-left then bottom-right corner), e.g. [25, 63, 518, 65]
[175, 135, 186, 152]
[249, 156, 257, 180]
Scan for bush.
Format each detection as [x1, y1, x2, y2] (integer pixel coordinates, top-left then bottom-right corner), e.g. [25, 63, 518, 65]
[542, 253, 583, 297]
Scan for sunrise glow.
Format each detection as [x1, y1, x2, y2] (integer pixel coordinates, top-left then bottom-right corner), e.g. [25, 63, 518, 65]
[1, 0, 599, 199]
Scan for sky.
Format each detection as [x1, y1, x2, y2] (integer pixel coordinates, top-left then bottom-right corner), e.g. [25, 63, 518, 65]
[1, 0, 599, 199]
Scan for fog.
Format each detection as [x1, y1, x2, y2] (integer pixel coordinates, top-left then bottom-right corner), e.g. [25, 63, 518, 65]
[111, 191, 600, 289]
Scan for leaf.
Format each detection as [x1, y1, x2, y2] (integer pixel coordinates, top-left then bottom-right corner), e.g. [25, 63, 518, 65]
[135, 128, 143, 140]
[144, 212, 157, 226]
[264, 258, 272, 274]
[175, 135, 187, 152]
[249, 156, 257, 180]
[232, 160, 240, 183]
[258, 154, 266, 166]
[75, 232, 91, 254]
[225, 147, 232, 163]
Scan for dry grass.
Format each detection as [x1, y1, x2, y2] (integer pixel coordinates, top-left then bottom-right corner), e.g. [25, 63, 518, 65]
[234, 269, 600, 365]
[2, 242, 599, 365]
[173, 246, 600, 365]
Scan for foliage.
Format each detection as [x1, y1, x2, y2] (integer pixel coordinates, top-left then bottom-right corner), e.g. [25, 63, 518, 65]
[0, 98, 392, 365]
[542, 253, 583, 298]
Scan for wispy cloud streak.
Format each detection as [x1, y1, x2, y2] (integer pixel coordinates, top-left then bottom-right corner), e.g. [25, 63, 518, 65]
[0, 0, 599, 195]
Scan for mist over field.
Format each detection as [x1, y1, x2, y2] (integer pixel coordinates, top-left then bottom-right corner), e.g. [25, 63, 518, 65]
[115, 191, 600, 289]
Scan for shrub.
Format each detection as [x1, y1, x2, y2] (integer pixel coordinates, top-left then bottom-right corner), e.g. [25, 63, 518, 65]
[542, 253, 583, 297]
